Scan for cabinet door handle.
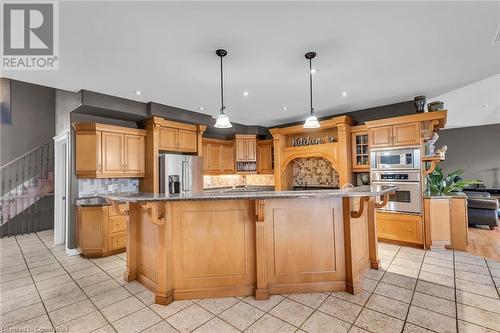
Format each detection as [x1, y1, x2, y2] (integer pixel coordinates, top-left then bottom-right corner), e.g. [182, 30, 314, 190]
[98, 163, 102, 173]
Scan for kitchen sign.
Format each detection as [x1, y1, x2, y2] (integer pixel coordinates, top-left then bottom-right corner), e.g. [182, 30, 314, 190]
[291, 135, 336, 147]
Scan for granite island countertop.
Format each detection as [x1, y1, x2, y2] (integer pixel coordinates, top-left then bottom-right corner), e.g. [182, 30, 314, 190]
[102, 185, 397, 203]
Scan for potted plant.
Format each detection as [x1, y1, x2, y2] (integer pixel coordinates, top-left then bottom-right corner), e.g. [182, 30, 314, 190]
[426, 166, 482, 196]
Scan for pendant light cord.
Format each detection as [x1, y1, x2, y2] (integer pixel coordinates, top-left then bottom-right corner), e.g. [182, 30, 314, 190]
[220, 55, 225, 112]
[309, 58, 313, 115]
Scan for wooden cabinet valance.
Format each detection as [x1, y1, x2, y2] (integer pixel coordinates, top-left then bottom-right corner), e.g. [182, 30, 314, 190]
[75, 123, 146, 178]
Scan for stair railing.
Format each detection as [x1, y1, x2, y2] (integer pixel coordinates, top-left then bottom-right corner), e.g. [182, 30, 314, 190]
[0, 140, 54, 230]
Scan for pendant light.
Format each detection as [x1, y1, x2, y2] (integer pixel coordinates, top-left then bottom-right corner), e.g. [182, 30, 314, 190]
[214, 49, 232, 128]
[303, 51, 320, 129]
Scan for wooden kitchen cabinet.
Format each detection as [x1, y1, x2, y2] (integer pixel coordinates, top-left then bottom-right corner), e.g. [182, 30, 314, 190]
[369, 122, 420, 148]
[77, 204, 128, 258]
[101, 131, 124, 175]
[393, 123, 420, 146]
[202, 138, 235, 174]
[124, 134, 145, 174]
[159, 127, 197, 153]
[376, 211, 423, 245]
[221, 145, 235, 173]
[235, 135, 257, 162]
[75, 123, 146, 178]
[351, 129, 369, 170]
[257, 140, 274, 174]
[370, 126, 393, 148]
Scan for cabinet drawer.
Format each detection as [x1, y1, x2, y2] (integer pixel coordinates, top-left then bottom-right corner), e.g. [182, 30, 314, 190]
[108, 216, 127, 234]
[377, 212, 423, 245]
[108, 231, 126, 251]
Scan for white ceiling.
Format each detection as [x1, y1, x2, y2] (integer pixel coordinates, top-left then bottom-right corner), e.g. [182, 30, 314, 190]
[3, 1, 500, 127]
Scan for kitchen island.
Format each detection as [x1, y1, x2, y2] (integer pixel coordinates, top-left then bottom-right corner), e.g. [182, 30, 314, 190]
[105, 186, 394, 305]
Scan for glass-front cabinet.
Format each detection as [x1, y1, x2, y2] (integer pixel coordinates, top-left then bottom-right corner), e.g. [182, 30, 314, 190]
[352, 131, 369, 170]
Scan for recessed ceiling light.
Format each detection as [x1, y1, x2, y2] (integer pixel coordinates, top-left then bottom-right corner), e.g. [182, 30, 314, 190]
[199, 106, 204, 111]
[483, 103, 489, 108]
[342, 91, 347, 97]
[135, 90, 142, 95]
[283, 106, 288, 111]
[243, 91, 249, 96]
[310, 68, 316, 74]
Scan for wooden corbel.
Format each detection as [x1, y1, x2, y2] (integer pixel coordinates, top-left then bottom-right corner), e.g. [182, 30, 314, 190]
[255, 200, 265, 222]
[111, 200, 129, 216]
[374, 194, 390, 209]
[140, 203, 166, 226]
[350, 196, 370, 218]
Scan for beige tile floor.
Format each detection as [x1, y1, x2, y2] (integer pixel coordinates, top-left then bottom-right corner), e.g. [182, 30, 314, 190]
[2, 230, 500, 333]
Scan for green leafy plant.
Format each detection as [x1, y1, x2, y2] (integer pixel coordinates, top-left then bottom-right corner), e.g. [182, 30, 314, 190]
[426, 166, 482, 196]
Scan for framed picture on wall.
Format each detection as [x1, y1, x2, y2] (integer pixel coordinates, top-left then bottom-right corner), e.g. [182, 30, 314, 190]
[1, 78, 12, 125]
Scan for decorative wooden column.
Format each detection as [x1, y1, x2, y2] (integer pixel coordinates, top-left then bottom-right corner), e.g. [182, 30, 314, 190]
[343, 197, 362, 294]
[140, 118, 160, 193]
[113, 201, 137, 282]
[336, 121, 353, 187]
[196, 125, 207, 157]
[254, 199, 269, 299]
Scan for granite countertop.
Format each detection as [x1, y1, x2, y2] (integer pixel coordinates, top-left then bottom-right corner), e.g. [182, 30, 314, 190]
[102, 185, 397, 203]
[422, 192, 468, 199]
[75, 196, 126, 207]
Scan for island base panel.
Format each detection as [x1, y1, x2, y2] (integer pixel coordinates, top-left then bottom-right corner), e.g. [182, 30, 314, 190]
[124, 196, 377, 304]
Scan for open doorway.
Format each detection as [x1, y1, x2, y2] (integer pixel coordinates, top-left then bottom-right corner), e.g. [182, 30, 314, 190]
[54, 134, 69, 248]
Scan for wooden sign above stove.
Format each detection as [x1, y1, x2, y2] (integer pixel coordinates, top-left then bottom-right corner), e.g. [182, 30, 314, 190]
[270, 116, 354, 191]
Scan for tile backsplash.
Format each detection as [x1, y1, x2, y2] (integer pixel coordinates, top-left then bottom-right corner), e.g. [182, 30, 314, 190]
[293, 157, 339, 187]
[78, 178, 139, 198]
[204, 174, 275, 189]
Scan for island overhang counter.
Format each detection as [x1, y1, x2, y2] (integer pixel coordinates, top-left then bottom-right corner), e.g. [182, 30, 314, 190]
[105, 186, 394, 305]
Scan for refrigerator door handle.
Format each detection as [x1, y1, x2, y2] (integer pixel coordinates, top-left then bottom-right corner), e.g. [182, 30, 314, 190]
[181, 161, 186, 192]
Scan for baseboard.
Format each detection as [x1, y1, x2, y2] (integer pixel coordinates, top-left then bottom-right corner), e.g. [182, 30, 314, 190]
[65, 248, 81, 256]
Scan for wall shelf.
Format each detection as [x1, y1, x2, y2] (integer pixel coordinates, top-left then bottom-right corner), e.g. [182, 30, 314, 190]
[422, 156, 444, 175]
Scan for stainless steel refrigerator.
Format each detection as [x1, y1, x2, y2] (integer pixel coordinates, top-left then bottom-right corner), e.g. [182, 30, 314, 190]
[159, 154, 204, 194]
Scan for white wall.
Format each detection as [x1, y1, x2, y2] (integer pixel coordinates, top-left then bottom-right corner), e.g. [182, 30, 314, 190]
[429, 74, 500, 129]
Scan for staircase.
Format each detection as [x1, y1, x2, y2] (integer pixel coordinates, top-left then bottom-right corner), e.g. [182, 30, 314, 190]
[1, 141, 54, 237]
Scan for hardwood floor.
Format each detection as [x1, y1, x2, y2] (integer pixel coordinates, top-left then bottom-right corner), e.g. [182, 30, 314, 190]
[467, 226, 500, 261]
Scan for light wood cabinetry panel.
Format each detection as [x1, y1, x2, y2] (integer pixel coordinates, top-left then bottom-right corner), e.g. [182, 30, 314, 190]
[178, 129, 198, 152]
[75, 131, 102, 176]
[236, 139, 247, 162]
[257, 141, 274, 174]
[351, 131, 369, 170]
[159, 127, 198, 153]
[74, 123, 145, 178]
[101, 132, 124, 175]
[202, 139, 235, 175]
[265, 198, 345, 289]
[393, 123, 420, 146]
[159, 127, 178, 151]
[77, 204, 128, 257]
[370, 126, 393, 148]
[235, 135, 257, 162]
[172, 200, 255, 291]
[376, 211, 423, 245]
[369, 122, 420, 148]
[424, 198, 451, 249]
[221, 145, 235, 173]
[448, 197, 468, 251]
[208, 144, 221, 172]
[124, 134, 145, 174]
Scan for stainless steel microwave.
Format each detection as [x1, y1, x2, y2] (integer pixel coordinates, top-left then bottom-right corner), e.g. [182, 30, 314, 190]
[370, 147, 421, 170]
